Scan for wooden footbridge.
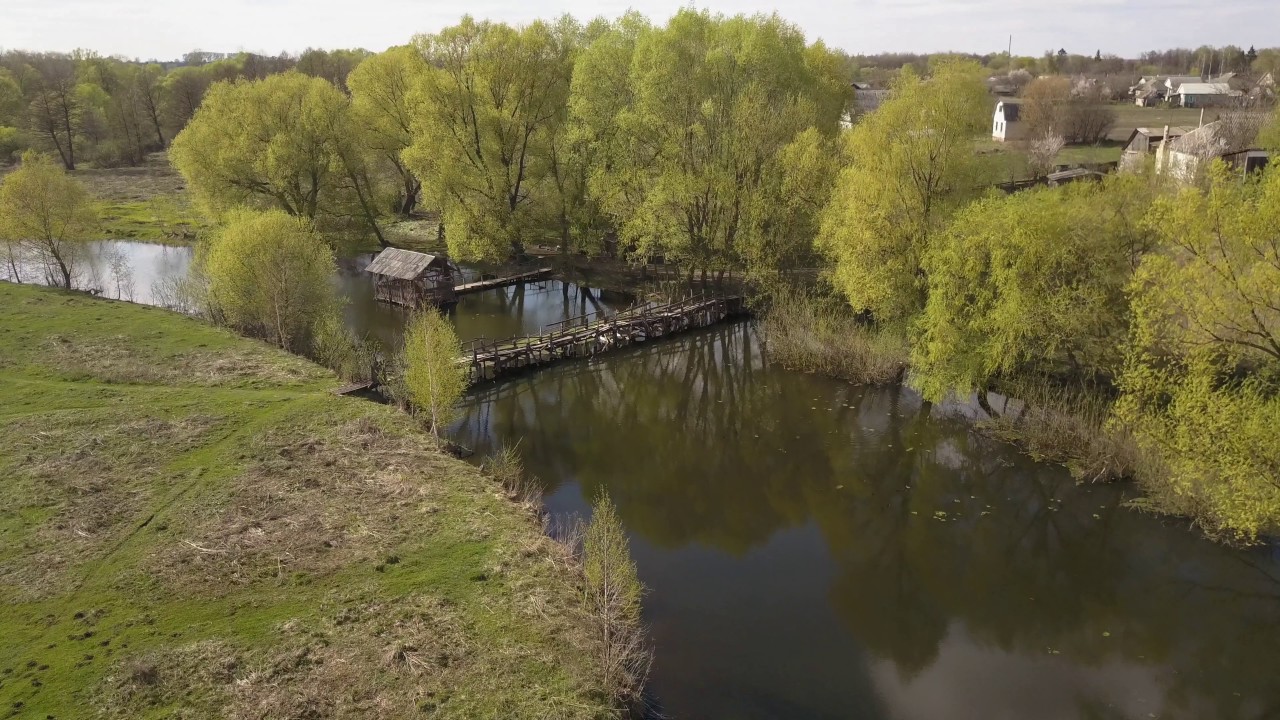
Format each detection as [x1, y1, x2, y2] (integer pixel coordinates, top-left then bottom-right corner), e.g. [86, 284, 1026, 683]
[460, 293, 746, 384]
[452, 267, 553, 296]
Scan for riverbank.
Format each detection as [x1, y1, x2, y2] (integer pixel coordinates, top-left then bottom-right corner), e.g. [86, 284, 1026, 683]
[0, 283, 616, 718]
[756, 293, 1278, 545]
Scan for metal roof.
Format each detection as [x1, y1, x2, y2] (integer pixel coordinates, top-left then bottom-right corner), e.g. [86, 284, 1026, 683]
[1177, 82, 1235, 95]
[365, 248, 446, 280]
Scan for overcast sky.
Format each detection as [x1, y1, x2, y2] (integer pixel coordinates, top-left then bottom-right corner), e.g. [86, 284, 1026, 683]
[2, 0, 1276, 60]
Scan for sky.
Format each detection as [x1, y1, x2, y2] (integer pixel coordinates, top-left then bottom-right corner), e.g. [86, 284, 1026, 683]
[2, 0, 1277, 60]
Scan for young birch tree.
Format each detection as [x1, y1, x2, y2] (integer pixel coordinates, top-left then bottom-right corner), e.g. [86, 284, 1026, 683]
[403, 310, 466, 444]
[0, 151, 98, 288]
[583, 492, 649, 706]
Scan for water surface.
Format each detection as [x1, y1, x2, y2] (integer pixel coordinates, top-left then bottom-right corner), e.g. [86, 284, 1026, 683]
[452, 322, 1280, 720]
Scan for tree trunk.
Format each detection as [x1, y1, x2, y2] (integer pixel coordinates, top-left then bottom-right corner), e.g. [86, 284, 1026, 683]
[976, 389, 1000, 419]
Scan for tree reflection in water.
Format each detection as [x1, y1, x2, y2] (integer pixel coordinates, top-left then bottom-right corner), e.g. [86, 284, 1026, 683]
[454, 321, 1280, 720]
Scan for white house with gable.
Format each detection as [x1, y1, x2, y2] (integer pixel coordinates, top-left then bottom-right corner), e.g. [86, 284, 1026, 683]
[992, 100, 1025, 142]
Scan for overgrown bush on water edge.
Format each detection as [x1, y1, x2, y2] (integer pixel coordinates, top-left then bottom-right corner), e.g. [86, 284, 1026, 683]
[1115, 356, 1280, 545]
[759, 288, 907, 385]
[483, 443, 544, 514]
[973, 379, 1142, 484]
[583, 493, 651, 712]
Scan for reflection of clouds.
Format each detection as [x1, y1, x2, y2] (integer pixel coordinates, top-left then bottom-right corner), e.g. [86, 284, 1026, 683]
[870, 623, 1170, 720]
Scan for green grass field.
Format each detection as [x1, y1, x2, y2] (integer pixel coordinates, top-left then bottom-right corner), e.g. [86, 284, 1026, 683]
[0, 283, 612, 718]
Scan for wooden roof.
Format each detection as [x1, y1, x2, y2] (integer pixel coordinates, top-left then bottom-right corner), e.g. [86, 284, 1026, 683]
[365, 248, 447, 280]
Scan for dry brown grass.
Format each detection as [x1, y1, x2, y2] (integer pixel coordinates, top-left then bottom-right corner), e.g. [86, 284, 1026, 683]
[759, 289, 907, 385]
[977, 381, 1142, 483]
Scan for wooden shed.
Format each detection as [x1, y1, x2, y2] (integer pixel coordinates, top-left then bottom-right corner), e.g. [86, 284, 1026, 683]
[365, 248, 456, 308]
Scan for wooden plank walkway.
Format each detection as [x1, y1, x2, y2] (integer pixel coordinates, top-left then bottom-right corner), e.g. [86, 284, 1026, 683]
[453, 267, 554, 296]
[459, 293, 746, 384]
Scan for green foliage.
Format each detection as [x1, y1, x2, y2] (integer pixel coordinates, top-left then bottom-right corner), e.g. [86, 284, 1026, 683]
[575, 10, 849, 276]
[347, 46, 428, 216]
[403, 309, 467, 440]
[818, 60, 991, 325]
[198, 209, 339, 350]
[912, 174, 1157, 401]
[0, 151, 98, 287]
[403, 17, 576, 261]
[1113, 163, 1280, 542]
[170, 72, 385, 244]
[311, 313, 376, 382]
[583, 492, 648, 704]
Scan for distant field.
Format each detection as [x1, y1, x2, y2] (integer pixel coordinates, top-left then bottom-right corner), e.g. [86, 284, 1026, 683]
[977, 139, 1124, 182]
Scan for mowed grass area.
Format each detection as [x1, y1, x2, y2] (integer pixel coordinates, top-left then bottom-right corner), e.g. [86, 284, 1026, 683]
[0, 283, 612, 719]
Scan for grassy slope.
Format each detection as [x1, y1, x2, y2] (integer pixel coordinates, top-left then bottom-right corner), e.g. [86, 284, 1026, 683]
[0, 283, 610, 719]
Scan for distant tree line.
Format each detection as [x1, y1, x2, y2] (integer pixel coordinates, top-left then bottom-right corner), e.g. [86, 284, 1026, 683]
[847, 43, 1280, 83]
[0, 47, 370, 168]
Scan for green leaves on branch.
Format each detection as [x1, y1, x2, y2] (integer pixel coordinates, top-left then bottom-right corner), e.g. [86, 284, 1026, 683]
[818, 60, 991, 325]
[402, 310, 467, 442]
[403, 16, 578, 261]
[197, 208, 339, 351]
[912, 173, 1158, 402]
[577, 10, 850, 277]
[170, 72, 387, 245]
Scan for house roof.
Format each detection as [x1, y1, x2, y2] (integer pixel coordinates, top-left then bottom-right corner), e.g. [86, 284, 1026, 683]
[997, 100, 1021, 121]
[1047, 168, 1103, 183]
[1168, 117, 1267, 156]
[365, 248, 447, 280]
[1177, 82, 1235, 96]
[1164, 75, 1203, 89]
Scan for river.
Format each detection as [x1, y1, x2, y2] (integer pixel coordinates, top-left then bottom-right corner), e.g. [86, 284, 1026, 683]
[6, 240, 1280, 719]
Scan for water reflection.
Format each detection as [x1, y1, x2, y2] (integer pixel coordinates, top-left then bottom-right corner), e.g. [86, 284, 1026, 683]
[1, 241, 629, 350]
[452, 322, 1280, 720]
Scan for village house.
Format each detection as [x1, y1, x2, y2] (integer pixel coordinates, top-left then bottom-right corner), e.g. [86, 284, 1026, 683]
[991, 99, 1025, 142]
[1155, 117, 1271, 182]
[1175, 82, 1241, 108]
[1131, 75, 1201, 106]
[1121, 126, 1194, 169]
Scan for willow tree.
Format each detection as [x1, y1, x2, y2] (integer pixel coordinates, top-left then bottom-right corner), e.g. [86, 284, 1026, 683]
[911, 173, 1158, 404]
[170, 71, 386, 244]
[198, 209, 339, 350]
[348, 46, 427, 215]
[817, 60, 991, 325]
[0, 151, 98, 288]
[574, 10, 849, 278]
[1114, 163, 1280, 542]
[403, 17, 575, 261]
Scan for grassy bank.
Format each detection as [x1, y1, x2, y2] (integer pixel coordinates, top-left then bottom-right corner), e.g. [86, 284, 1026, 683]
[0, 283, 615, 718]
